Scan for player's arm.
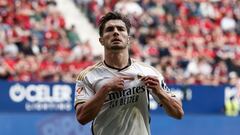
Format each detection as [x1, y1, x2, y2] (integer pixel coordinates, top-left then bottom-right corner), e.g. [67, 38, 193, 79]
[75, 76, 134, 125]
[75, 84, 111, 125]
[141, 76, 184, 119]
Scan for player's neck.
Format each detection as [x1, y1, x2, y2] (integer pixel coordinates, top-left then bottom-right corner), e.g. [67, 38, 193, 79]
[104, 50, 129, 69]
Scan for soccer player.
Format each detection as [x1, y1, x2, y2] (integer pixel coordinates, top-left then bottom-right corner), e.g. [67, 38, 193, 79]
[74, 11, 184, 135]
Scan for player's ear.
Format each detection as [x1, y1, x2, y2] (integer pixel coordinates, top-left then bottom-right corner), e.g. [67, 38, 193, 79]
[99, 37, 104, 46]
[127, 36, 132, 45]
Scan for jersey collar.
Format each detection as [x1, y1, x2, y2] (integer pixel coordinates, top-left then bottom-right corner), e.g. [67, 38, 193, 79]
[103, 58, 132, 71]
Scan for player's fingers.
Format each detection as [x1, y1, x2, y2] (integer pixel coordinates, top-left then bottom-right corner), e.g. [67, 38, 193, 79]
[150, 77, 159, 82]
[145, 80, 158, 86]
[141, 76, 158, 83]
[146, 85, 156, 90]
[140, 76, 148, 81]
[114, 83, 124, 90]
[121, 76, 135, 80]
[119, 81, 124, 86]
[144, 76, 158, 81]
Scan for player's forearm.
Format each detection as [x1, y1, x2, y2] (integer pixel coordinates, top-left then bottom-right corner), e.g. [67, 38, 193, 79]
[156, 91, 184, 119]
[76, 86, 110, 125]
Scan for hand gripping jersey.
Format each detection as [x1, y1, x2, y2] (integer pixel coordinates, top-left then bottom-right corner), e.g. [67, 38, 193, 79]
[74, 59, 173, 135]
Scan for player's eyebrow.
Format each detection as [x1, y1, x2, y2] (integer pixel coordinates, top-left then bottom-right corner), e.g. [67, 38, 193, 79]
[105, 25, 126, 32]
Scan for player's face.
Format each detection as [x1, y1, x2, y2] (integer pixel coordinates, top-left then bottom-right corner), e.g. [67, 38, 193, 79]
[100, 20, 129, 50]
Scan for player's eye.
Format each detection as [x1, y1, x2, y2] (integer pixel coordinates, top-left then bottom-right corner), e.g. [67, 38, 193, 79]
[105, 27, 114, 32]
[117, 26, 125, 31]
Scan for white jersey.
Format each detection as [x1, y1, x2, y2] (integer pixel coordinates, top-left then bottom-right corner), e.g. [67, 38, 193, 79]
[74, 59, 172, 135]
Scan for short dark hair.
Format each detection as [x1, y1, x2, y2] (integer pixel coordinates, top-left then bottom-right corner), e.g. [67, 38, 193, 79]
[98, 11, 131, 37]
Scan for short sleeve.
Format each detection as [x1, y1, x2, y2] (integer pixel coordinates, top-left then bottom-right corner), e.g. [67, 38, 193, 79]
[74, 80, 95, 108]
[149, 75, 176, 106]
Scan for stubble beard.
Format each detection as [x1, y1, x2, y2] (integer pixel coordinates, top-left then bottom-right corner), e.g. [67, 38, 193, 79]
[108, 43, 128, 50]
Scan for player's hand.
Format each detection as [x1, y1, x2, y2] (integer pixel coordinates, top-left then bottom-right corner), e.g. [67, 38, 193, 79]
[140, 75, 161, 94]
[105, 75, 134, 92]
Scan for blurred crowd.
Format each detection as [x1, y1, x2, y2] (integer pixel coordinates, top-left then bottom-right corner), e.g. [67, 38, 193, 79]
[0, 0, 94, 83]
[74, 0, 240, 86]
[0, 0, 240, 86]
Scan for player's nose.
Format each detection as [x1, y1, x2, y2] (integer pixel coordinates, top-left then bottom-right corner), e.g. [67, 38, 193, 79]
[113, 28, 120, 36]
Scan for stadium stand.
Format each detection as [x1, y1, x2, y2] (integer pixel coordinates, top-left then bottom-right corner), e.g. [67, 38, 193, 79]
[73, 0, 240, 86]
[0, 0, 94, 83]
[0, 0, 240, 86]
[0, 1, 240, 135]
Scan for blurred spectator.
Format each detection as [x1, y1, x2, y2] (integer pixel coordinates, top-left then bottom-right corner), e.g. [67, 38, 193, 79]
[114, 0, 143, 16]
[225, 74, 240, 117]
[1, 0, 240, 85]
[73, 0, 240, 85]
[220, 10, 236, 32]
[0, 0, 95, 82]
[66, 25, 81, 47]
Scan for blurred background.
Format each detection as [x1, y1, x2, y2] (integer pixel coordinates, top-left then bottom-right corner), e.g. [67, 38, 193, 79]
[0, 0, 240, 135]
